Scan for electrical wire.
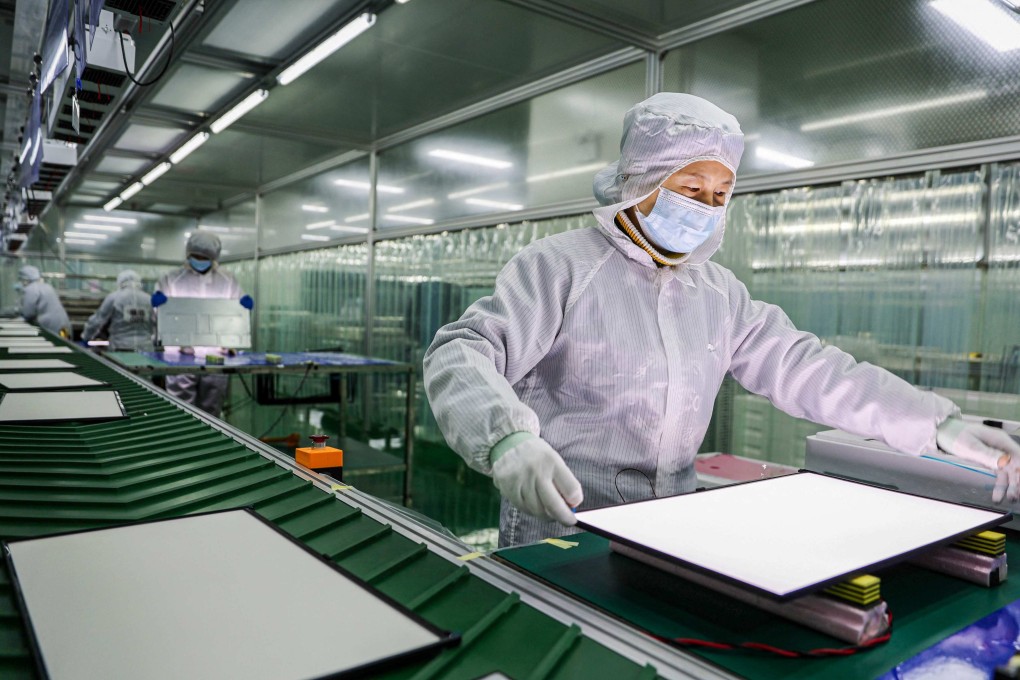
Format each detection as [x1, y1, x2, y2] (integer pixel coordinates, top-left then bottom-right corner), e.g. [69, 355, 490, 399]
[119, 18, 174, 87]
[258, 363, 315, 439]
[615, 467, 656, 502]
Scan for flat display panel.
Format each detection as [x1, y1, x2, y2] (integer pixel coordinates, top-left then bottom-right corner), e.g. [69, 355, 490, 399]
[0, 359, 75, 370]
[4, 509, 457, 680]
[0, 338, 52, 347]
[576, 472, 1010, 599]
[157, 297, 251, 348]
[0, 329, 40, 336]
[5, 347, 73, 355]
[0, 373, 105, 390]
[0, 391, 126, 423]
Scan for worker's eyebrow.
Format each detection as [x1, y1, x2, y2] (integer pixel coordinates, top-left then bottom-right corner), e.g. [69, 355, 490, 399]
[673, 172, 733, 185]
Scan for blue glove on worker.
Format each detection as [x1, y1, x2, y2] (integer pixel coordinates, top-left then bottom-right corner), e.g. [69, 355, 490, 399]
[490, 433, 583, 526]
[151, 291, 167, 307]
[76, 339, 89, 348]
[937, 417, 1020, 503]
[239, 294, 254, 310]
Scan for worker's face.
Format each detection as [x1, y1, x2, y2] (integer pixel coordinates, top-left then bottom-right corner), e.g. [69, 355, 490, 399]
[634, 160, 735, 216]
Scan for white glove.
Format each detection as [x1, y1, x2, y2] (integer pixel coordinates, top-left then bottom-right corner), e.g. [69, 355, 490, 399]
[936, 417, 1020, 503]
[491, 435, 583, 526]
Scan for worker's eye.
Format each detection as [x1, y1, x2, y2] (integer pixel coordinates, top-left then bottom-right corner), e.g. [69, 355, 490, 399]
[683, 186, 700, 193]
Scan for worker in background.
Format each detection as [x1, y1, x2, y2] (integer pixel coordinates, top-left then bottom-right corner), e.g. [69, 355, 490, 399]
[423, 93, 1020, 547]
[82, 270, 154, 351]
[18, 265, 71, 338]
[153, 232, 252, 417]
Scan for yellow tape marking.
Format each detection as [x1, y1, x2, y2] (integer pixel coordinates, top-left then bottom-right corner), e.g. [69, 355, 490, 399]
[458, 551, 485, 561]
[542, 538, 579, 549]
[330, 484, 352, 491]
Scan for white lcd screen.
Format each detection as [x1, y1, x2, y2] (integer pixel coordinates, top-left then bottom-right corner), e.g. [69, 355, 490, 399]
[0, 372, 104, 390]
[0, 359, 75, 370]
[0, 329, 39, 336]
[5, 347, 73, 355]
[0, 338, 52, 347]
[0, 391, 125, 423]
[4, 509, 455, 680]
[576, 472, 1009, 599]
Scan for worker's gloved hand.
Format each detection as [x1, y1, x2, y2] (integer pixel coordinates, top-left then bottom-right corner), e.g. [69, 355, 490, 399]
[151, 291, 168, 307]
[76, 339, 89, 348]
[490, 434, 583, 526]
[994, 456, 1020, 505]
[239, 294, 254, 310]
[937, 417, 1020, 502]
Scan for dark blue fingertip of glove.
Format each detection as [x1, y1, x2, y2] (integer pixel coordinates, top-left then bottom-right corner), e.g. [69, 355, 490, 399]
[77, 339, 90, 348]
[239, 295, 254, 310]
[151, 291, 168, 307]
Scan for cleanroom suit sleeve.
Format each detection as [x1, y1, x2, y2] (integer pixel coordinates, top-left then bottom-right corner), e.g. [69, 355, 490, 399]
[82, 295, 115, 341]
[19, 285, 40, 323]
[724, 272, 957, 456]
[423, 248, 570, 474]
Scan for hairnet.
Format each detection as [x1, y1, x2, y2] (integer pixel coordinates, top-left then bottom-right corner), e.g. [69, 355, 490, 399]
[18, 265, 41, 282]
[593, 93, 744, 207]
[186, 231, 221, 260]
[117, 269, 140, 288]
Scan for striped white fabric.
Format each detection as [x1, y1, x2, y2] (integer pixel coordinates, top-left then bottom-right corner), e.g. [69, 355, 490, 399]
[423, 217, 958, 547]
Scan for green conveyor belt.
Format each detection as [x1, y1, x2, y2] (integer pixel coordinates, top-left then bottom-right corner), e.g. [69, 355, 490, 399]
[0, 335, 657, 680]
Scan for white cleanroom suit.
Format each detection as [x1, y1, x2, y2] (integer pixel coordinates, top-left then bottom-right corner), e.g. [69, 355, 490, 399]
[18, 266, 71, 337]
[82, 270, 154, 351]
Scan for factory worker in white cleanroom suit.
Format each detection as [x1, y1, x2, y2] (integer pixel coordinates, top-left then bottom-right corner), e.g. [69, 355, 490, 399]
[153, 232, 252, 418]
[18, 265, 71, 337]
[423, 92, 1020, 548]
[82, 270, 154, 351]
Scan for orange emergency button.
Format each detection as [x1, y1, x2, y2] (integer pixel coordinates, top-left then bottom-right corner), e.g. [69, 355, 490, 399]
[296, 434, 344, 470]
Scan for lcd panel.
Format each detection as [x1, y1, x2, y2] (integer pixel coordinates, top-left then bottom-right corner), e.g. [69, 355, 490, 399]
[0, 329, 40, 336]
[0, 338, 52, 347]
[0, 391, 126, 423]
[5, 347, 73, 355]
[576, 472, 1009, 599]
[4, 509, 457, 680]
[0, 359, 75, 370]
[0, 373, 104, 390]
[157, 297, 251, 348]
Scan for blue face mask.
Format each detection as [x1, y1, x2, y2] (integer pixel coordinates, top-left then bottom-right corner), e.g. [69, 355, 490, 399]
[188, 257, 213, 273]
[639, 187, 726, 254]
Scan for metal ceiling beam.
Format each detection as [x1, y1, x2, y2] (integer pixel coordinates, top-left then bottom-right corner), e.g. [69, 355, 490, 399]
[496, 0, 658, 51]
[180, 48, 278, 77]
[131, 105, 205, 129]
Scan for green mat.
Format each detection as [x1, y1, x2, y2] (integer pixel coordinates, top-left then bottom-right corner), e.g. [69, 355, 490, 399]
[497, 531, 1020, 679]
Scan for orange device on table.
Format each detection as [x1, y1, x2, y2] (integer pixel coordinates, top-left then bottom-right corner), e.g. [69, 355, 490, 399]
[296, 434, 344, 479]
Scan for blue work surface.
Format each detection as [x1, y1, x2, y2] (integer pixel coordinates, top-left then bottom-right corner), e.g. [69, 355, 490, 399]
[137, 351, 400, 368]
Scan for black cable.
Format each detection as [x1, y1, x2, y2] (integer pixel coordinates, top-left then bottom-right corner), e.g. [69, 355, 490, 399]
[119, 19, 174, 87]
[615, 468, 656, 503]
[258, 363, 315, 439]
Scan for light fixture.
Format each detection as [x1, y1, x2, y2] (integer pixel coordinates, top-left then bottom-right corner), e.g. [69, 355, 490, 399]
[305, 220, 336, 230]
[464, 197, 524, 211]
[103, 197, 124, 212]
[198, 225, 230, 233]
[330, 225, 369, 233]
[931, 0, 1020, 51]
[447, 182, 510, 199]
[755, 146, 815, 169]
[119, 182, 144, 200]
[169, 132, 210, 164]
[345, 213, 370, 222]
[73, 222, 122, 232]
[63, 238, 98, 246]
[301, 234, 331, 242]
[428, 149, 513, 169]
[277, 13, 376, 86]
[334, 178, 404, 194]
[800, 90, 987, 131]
[141, 162, 172, 185]
[384, 214, 435, 225]
[526, 161, 608, 183]
[387, 198, 435, 212]
[211, 89, 269, 134]
[84, 215, 136, 224]
[64, 231, 109, 240]
[302, 204, 329, 213]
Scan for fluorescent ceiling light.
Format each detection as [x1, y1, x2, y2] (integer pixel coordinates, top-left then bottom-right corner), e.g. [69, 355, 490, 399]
[301, 234, 331, 242]
[84, 215, 136, 224]
[169, 132, 210, 164]
[801, 90, 987, 131]
[198, 225, 230, 233]
[277, 13, 376, 86]
[345, 213, 370, 222]
[211, 89, 269, 134]
[931, 0, 1020, 52]
[384, 214, 435, 225]
[64, 231, 109, 240]
[334, 178, 404, 194]
[63, 238, 97, 246]
[465, 197, 524, 211]
[141, 162, 173, 186]
[306, 220, 336, 230]
[755, 146, 815, 169]
[330, 225, 369, 233]
[302, 204, 329, 213]
[526, 161, 607, 183]
[103, 197, 124, 212]
[447, 182, 510, 199]
[119, 182, 145, 200]
[73, 222, 122, 232]
[387, 198, 435, 212]
[428, 149, 513, 169]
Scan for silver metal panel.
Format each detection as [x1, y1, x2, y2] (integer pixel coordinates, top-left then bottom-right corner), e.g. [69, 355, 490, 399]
[0, 390, 125, 423]
[157, 297, 252, 348]
[112, 124, 189, 155]
[0, 372, 104, 390]
[149, 63, 255, 114]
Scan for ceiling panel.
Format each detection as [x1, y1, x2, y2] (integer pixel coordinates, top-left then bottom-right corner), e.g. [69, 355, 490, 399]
[113, 124, 188, 154]
[243, 0, 626, 143]
[93, 155, 151, 176]
[201, 0, 356, 60]
[148, 63, 255, 114]
[545, 0, 762, 37]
